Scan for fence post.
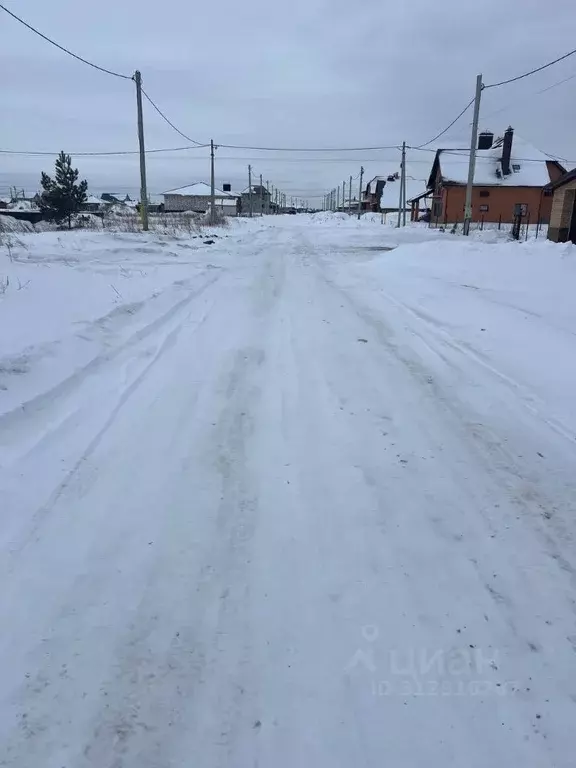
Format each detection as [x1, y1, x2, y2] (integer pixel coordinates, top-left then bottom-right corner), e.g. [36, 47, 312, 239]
[525, 213, 530, 241]
[480, 216, 484, 231]
[498, 214, 501, 230]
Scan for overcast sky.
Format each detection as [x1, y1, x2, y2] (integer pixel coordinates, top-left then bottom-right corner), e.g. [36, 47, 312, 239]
[2, 0, 576, 202]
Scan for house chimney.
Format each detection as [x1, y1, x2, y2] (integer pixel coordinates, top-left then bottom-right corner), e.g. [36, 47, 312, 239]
[501, 126, 514, 176]
[478, 131, 494, 150]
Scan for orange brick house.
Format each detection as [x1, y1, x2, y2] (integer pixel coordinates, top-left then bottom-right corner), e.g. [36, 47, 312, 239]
[426, 128, 565, 225]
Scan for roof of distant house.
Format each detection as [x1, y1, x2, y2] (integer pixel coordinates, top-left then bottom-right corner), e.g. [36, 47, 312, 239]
[545, 166, 576, 191]
[85, 195, 103, 205]
[163, 182, 236, 198]
[429, 134, 565, 188]
[380, 179, 427, 210]
[241, 185, 268, 195]
[7, 199, 38, 211]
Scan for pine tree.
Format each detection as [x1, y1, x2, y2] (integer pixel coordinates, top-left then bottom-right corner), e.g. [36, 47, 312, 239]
[39, 152, 88, 229]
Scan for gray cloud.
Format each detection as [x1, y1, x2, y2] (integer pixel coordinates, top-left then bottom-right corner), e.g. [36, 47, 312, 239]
[1, 0, 575, 201]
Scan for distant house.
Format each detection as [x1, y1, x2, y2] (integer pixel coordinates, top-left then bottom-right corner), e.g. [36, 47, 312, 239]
[240, 185, 271, 215]
[163, 182, 239, 216]
[545, 167, 576, 243]
[426, 128, 565, 224]
[100, 193, 123, 205]
[364, 176, 389, 212]
[0, 199, 43, 225]
[408, 190, 433, 222]
[379, 178, 427, 216]
[81, 195, 105, 213]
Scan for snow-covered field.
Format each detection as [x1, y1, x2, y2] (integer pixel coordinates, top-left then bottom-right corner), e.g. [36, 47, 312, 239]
[1, 214, 575, 767]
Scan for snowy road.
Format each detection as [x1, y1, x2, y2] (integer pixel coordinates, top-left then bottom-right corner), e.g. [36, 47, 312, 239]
[1, 217, 576, 767]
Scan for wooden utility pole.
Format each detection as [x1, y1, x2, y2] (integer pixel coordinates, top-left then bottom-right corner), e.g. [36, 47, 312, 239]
[210, 139, 216, 224]
[402, 147, 407, 227]
[259, 173, 264, 216]
[266, 180, 270, 214]
[348, 176, 352, 214]
[133, 71, 149, 231]
[248, 165, 253, 218]
[342, 180, 346, 212]
[357, 167, 364, 220]
[464, 74, 483, 236]
[398, 141, 406, 228]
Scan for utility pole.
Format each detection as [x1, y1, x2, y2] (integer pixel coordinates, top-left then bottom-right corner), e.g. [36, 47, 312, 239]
[210, 139, 216, 225]
[398, 141, 406, 228]
[336, 185, 340, 211]
[134, 71, 149, 231]
[357, 167, 364, 220]
[266, 180, 270, 214]
[248, 165, 253, 218]
[402, 153, 407, 227]
[342, 180, 346, 212]
[259, 173, 264, 216]
[275, 188, 278, 213]
[348, 176, 352, 214]
[463, 74, 483, 236]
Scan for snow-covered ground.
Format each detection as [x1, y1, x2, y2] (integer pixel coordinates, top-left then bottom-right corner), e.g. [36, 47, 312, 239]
[1, 214, 575, 767]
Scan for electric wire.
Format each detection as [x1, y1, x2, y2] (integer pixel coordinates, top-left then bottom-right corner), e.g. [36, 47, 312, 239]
[0, 145, 210, 157]
[484, 47, 576, 89]
[0, 2, 132, 80]
[412, 97, 476, 149]
[140, 89, 206, 146]
[215, 143, 402, 152]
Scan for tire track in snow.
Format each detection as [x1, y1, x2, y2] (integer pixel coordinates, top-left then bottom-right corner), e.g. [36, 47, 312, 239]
[0, 270, 224, 562]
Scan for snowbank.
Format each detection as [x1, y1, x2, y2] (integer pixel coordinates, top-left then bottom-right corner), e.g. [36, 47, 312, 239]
[0, 229, 236, 420]
[343, 236, 576, 436]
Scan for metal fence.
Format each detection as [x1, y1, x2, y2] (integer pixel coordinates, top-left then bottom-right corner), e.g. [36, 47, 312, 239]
[428, 215, 549, 240]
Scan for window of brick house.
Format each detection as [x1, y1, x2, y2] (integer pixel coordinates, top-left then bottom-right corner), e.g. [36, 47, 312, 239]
[432, 199, 443, 218]
[479, 204, 489, 212]
[479, 190, 490, 198]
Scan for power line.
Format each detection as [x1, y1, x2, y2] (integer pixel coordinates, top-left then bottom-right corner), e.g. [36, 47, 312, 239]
[216, 143, 402, 152]
[0, 145, 209, 157]
[0, 149, 444, 163]
[4, 145, 572, 165]
[484, 47, 576, 89]
[409, 146, 576, 163]
[141, 89, 206, 146]
[0, 2, 131, 80]
[412, 97, 476, 149]
[478, 70, 576, 125]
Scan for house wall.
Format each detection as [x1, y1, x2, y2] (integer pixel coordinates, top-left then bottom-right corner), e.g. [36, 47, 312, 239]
[437, 184, 551, 225]
[240, 192, 270, 213]
[548, 178, 576, 242]
[164, 194, 209, 213]
[164, 195, 237, 215]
